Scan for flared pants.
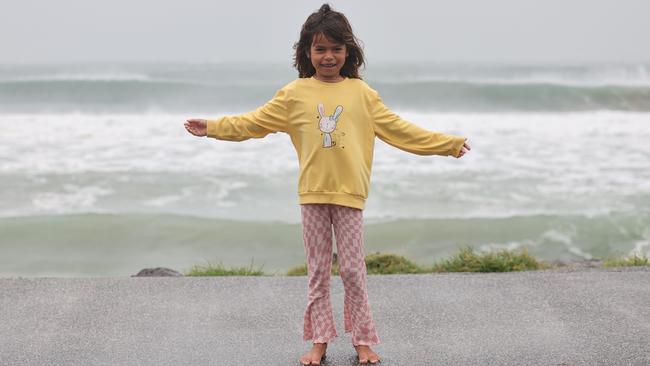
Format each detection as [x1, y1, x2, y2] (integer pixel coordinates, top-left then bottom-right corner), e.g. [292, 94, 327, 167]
[300, 203, 380, 346]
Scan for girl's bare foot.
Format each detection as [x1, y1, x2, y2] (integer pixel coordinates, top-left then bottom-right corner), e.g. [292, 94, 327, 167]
[299, 342, 327, 365]
[354, 345, 381, 364]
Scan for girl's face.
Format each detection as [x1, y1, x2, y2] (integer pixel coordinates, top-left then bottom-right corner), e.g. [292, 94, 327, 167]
[308, 33, 348, 81]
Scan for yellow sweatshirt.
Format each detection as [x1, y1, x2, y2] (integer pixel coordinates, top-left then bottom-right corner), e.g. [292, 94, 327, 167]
[206, 76, 466, 210]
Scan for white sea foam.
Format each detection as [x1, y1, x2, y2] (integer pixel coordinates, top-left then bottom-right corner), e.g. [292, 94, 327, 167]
[477, 241, 528, 253]
[630, 239, 650, 258]
[143, 193, 186, 207]
[0, 112, 297, 176]
[32, 184, 114, 213]
[566, 246, 593, 260]
[539, 227, 594, 259]
[1, 110, 649, 221]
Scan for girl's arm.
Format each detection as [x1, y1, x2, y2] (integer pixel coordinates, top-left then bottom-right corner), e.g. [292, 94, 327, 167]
[188, 87, 290, 141]
[370, 89, 466, 157]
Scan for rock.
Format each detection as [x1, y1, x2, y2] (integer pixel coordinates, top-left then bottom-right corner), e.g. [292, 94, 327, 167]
[572, 259, 604, 268]
[544, 259, 604, 270]
[547, 259, 569, 267]
[132, 267, 184, 277]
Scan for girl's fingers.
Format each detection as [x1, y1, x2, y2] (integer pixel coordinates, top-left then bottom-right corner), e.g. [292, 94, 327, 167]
[184, 124, 196, 135]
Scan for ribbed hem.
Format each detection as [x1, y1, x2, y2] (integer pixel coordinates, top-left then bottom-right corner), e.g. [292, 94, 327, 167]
[206, 119, 222, 138]
[299, 192, 365, 210]
[450, 136, 467, 157]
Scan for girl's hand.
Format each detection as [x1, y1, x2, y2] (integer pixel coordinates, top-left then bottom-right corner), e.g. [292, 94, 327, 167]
[184, 119, 207, 137]
[457, 141, 471, 158]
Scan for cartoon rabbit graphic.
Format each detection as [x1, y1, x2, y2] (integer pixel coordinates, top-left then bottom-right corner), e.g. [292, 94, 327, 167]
[318, 103, 343, 148]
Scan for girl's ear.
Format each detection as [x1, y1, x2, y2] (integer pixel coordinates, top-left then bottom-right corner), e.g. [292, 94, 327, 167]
[317, 103, 325, 118]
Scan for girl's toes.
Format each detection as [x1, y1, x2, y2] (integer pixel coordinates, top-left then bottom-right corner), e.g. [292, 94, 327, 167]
[369, 353, 381, 363]
[299, 354, 311, 365]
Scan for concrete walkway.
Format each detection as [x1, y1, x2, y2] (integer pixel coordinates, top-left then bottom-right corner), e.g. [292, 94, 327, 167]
[2, 267, 650, 366]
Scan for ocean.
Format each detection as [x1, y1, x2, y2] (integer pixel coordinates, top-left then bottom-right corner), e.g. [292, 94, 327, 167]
[1, 62, 649, 277]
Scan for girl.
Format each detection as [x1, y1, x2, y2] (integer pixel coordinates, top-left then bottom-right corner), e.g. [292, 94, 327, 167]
[185, 4, 470, 365]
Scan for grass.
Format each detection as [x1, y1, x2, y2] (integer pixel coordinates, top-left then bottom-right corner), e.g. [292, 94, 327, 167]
[185, 259, 268, 276]
[285, 252, 424, 276]
[603, 253, 649, 268]
[429, 246, 546, 273]
[365, 252, 424, 274]
[185, 247, 649, 276]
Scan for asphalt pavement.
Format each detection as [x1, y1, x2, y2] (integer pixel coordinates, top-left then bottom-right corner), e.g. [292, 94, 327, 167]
[2, 267, 649, 366]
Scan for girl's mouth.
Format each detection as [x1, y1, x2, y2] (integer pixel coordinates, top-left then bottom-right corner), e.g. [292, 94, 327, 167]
[321, 64, 336, 68]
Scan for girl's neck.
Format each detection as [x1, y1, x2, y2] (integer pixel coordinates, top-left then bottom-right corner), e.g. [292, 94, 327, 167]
[312, 73, 345, 83]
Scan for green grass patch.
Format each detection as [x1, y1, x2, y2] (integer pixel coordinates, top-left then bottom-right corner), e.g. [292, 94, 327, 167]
[365, 252, 424, 274]
[286, 262, 340, 276]
[185, 259, 267, 276]
[603, 253, 649, 268]
[189, 247, 650, 276]
[286, 264, 309, 276]
[429, 246, 545, 273]
[286, 252, 422, 276]
[287, 248, 544, 275]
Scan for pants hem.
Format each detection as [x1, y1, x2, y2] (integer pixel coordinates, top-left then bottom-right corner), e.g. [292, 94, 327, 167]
[303, 334, 339, 344]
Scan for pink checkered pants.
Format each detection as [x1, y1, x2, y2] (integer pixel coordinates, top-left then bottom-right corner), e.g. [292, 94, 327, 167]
[300, 203, 380, 346]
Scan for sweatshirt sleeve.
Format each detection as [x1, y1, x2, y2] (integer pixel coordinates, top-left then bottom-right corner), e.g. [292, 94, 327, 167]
[206, 86, 290, 141]
[370, 88, 466, 157]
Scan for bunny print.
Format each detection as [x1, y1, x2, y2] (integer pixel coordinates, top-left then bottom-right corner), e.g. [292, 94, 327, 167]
[318, 103, 343, 148]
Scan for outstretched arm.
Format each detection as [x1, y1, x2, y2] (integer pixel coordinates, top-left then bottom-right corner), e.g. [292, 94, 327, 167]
[370, 89, 468, 157]
[185, 87, 290, 141]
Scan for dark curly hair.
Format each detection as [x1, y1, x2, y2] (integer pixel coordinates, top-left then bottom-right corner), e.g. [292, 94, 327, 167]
[292, 3, 365, 79]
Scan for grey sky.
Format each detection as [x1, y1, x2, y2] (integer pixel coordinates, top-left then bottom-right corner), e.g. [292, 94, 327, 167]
[2, 0, 649, 64]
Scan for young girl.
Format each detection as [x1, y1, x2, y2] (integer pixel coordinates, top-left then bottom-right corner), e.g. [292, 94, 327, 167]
[185, 4, 470, 365]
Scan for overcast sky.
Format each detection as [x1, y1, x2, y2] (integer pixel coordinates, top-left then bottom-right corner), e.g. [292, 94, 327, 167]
[2, 0, 649, 64]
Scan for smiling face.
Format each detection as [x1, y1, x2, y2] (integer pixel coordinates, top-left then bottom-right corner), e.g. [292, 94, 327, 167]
[308, 33, 348, 82]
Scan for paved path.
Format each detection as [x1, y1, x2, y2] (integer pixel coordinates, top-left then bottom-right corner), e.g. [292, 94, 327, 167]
[2, 268, 650, 366]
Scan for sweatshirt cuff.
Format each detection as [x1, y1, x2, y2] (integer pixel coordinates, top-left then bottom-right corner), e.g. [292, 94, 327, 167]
[449, 136, 467, 157]
[206, 119, 221, 138]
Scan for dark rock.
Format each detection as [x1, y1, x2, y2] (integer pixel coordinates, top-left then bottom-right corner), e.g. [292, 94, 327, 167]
[547, 259, 569, 267]
[544, 259, 605, 271]
[572, 259, 604, 268]
[132, 267, 184, 277]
